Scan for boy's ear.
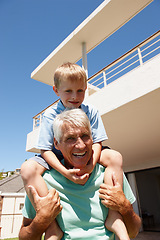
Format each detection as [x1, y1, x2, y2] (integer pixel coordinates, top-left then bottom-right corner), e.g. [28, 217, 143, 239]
[53, 85, 59, 96]
[54, 138, 59, 150]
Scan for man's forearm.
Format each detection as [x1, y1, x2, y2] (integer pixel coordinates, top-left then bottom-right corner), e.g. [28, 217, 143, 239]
[120, 199, 141, 238]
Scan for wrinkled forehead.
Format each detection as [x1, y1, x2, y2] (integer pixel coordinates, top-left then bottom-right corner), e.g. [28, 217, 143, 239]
[61, 122, 91, 138]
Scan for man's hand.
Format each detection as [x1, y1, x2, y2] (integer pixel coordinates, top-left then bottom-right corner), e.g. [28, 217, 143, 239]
[28, 185, 62, 226]
[99, 173, 127, 213]
[19, 186, 63, 240]
[65, 169, 89, 185]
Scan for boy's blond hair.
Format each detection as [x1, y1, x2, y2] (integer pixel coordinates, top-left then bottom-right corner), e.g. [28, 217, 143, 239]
[54, 62, 87, 89]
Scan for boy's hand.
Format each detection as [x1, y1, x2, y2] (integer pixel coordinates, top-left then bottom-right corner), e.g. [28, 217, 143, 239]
[65, 169, 89, 185]
[76, 156, 94, 176]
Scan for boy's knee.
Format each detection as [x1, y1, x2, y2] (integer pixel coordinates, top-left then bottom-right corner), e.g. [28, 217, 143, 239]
[21, 159, 38, 182]
[103, 149, 123, 168]
[111, 151, 123, 168]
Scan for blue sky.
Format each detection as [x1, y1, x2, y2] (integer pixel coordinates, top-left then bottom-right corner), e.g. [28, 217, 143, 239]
[0, 0, 160, 172]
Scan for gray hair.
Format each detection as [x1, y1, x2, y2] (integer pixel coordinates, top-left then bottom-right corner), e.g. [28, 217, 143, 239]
[53, 109, 92, 143]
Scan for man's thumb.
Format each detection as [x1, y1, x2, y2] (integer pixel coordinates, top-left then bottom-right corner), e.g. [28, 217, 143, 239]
[112, 172, 119, 186]
[28, 185, 38, 199]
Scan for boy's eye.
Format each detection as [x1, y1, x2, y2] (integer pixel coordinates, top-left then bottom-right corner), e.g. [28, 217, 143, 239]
[77, 89, 84, 93]
[65, 90, 72, 93]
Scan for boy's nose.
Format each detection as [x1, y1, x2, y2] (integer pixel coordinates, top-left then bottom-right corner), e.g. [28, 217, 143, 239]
[72, 92, 77, 99]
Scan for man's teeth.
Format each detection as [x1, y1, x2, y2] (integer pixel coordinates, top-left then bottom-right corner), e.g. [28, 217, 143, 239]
[73, 152, 86, 156]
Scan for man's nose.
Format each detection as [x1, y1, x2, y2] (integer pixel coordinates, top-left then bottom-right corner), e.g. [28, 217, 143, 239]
[75, 137, 86, 149]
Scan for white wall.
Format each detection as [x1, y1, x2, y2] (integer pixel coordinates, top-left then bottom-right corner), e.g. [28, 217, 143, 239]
[0, 194, 25, 239]
[86, 55, 160, 115]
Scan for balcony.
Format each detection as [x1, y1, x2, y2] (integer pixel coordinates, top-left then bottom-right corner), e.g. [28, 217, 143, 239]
[26, 31, 160, 172]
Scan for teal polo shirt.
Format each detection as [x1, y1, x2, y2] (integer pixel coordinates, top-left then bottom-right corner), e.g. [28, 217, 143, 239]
[22, 163, 135, 240]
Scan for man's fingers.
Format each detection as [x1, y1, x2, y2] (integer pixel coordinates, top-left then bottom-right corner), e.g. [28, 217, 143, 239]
[48, 187, 57, 196]
[111, 172, 116, 186]
[48, 188, 61, 203]
[100, 183, 108, 189]
[47, 189, 62, 215]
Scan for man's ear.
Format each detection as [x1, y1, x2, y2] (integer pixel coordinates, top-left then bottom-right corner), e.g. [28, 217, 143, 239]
[53, 85, 59, 96]
[54, 138, 59, 150]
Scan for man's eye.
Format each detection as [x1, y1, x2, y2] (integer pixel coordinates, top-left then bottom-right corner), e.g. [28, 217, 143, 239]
[66, 137, 76, 143]
[81, 134, 90, 141]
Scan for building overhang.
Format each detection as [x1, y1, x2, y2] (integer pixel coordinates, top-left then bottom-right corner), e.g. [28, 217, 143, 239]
[31, 0, 153, 86]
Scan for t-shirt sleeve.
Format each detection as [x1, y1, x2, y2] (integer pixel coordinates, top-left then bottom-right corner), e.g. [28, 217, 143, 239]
[123, 173, 136, 204]
[37, 112, 55, 150]
[22, 195, 36, 219]
[90, 109, 108, 143]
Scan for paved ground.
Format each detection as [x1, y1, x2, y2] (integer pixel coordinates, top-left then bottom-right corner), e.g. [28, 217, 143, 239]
[134, 231, 160, 240]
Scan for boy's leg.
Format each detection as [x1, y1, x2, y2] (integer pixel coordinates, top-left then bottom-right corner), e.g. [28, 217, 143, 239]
[45, 220, 63, 240]
[21, 158, 63, 240]
[106, 209, 130, 240]
[21, 158, 48, 207]
[100, 149, 130, 240]
[99, 149, 123, 186]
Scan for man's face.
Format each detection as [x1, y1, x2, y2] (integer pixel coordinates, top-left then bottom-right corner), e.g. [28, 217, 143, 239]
[54, 123, 93, 170]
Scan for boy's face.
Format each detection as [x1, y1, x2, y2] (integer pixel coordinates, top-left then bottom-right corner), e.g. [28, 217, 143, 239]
[53, 79, 87, 109]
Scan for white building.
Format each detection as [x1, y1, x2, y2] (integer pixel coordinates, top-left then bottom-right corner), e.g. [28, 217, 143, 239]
[0, 173, 25, 239]
[26, 0, 160, 234]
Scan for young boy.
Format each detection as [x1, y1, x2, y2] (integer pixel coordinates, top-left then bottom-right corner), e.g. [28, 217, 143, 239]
[21, 62, 129, 240]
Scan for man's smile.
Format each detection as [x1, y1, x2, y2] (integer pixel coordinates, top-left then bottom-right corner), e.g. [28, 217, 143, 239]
[73, 152, 87, 157]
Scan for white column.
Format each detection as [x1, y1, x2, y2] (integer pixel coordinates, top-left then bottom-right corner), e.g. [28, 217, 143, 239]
[82, 42, 88, 78]
[82, 42, 89, 97]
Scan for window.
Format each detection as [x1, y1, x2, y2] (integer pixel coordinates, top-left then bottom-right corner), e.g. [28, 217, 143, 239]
[19, 203, 24, 210]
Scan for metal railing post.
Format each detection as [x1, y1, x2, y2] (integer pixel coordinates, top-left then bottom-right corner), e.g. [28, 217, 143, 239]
[40, 114, 42, 127]
[33, 118, 36, 131]
[103, 71, 107, 87]
[138, 47, 143, 66]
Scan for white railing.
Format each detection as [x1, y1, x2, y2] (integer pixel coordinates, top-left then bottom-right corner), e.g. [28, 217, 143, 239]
[32, 30, 160, 130]
[88, 30, 160, 88]
[32, 100, 59, 130]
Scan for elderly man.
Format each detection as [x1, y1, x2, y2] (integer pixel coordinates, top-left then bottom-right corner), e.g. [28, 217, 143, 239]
[19, 109, 141, 240]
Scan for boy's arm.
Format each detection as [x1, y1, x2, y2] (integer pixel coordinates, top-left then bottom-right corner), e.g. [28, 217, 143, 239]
[78, 142, 102, 175]
[41, 150, 89, 185]
[92, 142, 102, 166]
